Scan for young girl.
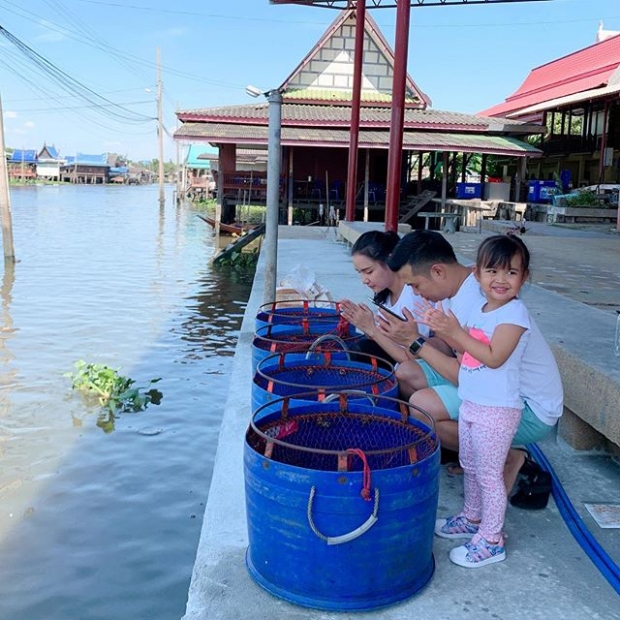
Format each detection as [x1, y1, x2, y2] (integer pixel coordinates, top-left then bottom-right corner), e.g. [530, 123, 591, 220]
[339, 230, 429, 366]
[420, 234, 531, 568]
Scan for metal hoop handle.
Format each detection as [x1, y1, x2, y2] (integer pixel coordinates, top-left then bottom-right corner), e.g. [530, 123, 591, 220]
[307, 485, 379, 546]
[305, 334, 351, 359]
[321, 390, 377, 405]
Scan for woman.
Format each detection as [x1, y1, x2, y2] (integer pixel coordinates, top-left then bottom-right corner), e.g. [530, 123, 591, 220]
[339, 230, 429, 367]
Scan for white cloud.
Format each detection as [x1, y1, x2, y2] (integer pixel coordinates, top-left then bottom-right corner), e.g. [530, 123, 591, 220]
[23, 121, 36, 129]
[5, 111, 18, 119]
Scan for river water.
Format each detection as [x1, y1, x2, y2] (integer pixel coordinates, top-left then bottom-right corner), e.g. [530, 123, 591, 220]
[0, 185, 254, 620]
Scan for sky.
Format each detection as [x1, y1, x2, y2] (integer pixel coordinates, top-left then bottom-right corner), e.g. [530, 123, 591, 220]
[0, 0, 618, 163]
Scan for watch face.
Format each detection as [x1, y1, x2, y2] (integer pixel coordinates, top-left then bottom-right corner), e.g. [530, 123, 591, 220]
[409, 337, 425, 354]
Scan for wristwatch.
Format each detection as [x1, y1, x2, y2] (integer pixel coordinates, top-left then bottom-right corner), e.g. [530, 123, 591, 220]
[408, 337, 426, 355]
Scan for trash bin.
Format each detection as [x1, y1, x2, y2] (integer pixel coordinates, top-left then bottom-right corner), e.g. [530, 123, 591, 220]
[456, 182, 482, 199]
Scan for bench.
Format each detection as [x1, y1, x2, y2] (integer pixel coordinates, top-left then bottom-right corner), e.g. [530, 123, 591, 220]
[398, 190, 437, 224]
[546, 205, 618, 224]
[417, 211, 460, 233]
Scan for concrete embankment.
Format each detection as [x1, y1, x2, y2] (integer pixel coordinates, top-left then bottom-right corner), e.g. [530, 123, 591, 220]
[182, 223, 620, 620]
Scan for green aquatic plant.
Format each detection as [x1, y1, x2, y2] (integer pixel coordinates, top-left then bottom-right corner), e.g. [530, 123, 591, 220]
[66, 360, 163, 415]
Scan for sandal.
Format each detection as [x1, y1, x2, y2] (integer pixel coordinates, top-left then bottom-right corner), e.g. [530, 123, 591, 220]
[446, 463, 464, 476]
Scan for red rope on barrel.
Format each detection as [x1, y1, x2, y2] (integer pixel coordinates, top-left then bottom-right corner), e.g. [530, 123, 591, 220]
[336, 315, 351, 337]
[347, 448, 372, 501]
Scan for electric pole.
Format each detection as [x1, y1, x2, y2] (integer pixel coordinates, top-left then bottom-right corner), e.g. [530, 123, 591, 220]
[0, 94, 15, 263]
[157, 47, 165, 207]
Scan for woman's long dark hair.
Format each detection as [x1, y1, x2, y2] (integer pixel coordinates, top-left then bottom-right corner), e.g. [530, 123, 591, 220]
[351, 230, 400, 304]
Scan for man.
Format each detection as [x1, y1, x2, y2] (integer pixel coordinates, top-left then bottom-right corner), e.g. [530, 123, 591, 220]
[380, 230, 564, 493]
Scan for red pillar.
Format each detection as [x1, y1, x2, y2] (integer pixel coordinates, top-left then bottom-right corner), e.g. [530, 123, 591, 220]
[345, 1, 366, 222]
[384, 0, 411, 232]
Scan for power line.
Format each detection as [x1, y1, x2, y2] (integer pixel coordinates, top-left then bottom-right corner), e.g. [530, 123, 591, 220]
[0, 24, 154, 124]
[0, 1, 248, 92]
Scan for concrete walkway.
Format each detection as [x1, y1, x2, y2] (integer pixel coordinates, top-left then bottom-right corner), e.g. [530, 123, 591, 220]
[182, 223, 620, 620]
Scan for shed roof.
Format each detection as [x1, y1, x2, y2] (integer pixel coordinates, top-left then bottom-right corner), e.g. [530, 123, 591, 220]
[176, 122, 541, 157]
[481, 33, 620, 117]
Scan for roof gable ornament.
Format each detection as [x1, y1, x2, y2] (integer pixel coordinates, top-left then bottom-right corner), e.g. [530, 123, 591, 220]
[279, 8, 430, 107]
[597, 21, 620, 43]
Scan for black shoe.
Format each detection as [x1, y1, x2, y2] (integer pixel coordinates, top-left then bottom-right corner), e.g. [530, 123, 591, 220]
[510, 470, 552, 510]
[440, 446, 459, 465]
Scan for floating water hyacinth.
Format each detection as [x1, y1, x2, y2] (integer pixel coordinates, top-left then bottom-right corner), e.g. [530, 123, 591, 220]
[65, 360, 163, 414]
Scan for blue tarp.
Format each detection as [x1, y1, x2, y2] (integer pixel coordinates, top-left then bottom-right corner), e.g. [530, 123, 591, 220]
[109, 166, 129, 175]
[64, 153, 109, 167]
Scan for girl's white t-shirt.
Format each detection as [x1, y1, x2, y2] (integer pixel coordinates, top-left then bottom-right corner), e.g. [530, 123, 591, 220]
[457, 298, 531, 408]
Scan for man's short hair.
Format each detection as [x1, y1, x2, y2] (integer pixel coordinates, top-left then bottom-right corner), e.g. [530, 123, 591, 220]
[387, 230, 458, 273]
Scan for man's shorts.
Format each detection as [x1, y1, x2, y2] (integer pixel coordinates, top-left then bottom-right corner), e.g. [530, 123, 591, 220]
[417, 360, 554, 446]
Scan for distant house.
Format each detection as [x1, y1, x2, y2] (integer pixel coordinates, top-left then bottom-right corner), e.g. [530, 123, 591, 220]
[126, 164, 152, 185]
[61, 153, 109, 184]
[184, 145, 216, 198]
[7, 149, 37, 182]
[107, 153, 129, 184]
[37, 144, 64, 182]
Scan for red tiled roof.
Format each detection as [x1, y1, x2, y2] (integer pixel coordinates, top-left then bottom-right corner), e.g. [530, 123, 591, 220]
[177, 103, 534, 134]
[481, 33, 620, 117]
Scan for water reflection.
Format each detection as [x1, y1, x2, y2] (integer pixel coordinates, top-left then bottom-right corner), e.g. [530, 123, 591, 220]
[180, 270, 252, 359]
[0, 260, 16, 389]
[0, 261, 16, 472]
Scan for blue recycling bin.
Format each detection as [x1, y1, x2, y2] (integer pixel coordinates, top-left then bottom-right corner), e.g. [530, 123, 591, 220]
[456, 182, 482, 199]
[527, 180, 557, 203]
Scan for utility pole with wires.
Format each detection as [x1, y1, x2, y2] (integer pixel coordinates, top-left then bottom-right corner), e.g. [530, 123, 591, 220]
[157, 47, 165, 207]
[0, 94, 15, 263]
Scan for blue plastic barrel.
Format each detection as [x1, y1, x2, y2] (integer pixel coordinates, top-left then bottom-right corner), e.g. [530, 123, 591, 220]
[244, 393, 440, 611]
[251, 323, 362, 376]
[255, 300, 342, 332]
[252, 351, 398, 414]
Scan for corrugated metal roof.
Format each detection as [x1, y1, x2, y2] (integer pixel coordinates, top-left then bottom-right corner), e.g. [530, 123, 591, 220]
[186, 145, 214, 168]
[175, 122, 541, 157]
[506, 81, 620, 118]
[64, 153, 109, 166]
[8, 149, 37, 163]
[481, 33, 620, 117]
[177, 103, 533, 134]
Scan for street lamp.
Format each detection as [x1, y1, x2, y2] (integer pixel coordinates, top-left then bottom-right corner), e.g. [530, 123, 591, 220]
[246, 84, 283, 304]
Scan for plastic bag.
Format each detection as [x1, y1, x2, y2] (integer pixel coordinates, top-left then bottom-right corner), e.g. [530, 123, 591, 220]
[277, 265, 333, 306]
